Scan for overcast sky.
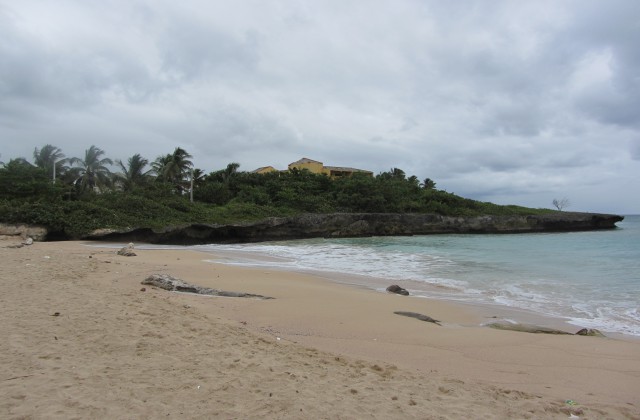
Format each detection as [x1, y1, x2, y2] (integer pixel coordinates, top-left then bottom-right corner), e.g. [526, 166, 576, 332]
[1, 1, 639, 214]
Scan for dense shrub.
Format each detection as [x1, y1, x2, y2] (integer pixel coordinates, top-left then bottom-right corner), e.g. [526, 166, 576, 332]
[0, 161, 554, 238]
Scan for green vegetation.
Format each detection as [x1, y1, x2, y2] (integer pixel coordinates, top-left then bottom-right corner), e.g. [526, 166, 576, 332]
[0, 144, 554, 238]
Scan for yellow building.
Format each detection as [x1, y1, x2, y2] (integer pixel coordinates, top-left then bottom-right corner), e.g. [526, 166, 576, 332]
[287, 158, 373, 178]
[251, 166, 278, 174]
[252, 158, 372, 178]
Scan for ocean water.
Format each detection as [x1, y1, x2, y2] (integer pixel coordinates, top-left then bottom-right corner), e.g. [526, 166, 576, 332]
[192, 215, 640, 337]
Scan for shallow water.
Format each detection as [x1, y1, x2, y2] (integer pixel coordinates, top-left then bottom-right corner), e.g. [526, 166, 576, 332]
[193, 215, 640, 337]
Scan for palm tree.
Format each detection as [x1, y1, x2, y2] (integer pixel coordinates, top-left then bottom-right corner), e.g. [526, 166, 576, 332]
[390, 167, 406, 180]
[190, 168, 206, 188]
[70, 145, 113, 193]
[152, 147, 193, 192]
[33, 144, 69, 183]
[377, 167, 406, 181]
[207, 162, 241, 183]
[114, 153, 151, 191]
[422, 178, 436, 190]
[151, 154, 171, 180]
[222, 162, 240, 183]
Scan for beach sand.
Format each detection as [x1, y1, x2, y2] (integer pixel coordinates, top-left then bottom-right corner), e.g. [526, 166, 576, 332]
[1, 240, 639, 419]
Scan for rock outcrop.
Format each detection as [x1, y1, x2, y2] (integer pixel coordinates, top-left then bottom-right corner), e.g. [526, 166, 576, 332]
[0, 223, 48, 241]
[86, 212, 624, 245]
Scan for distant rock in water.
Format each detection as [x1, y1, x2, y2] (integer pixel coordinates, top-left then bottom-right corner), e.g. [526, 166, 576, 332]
[141, 274, 273, 299]
[386, 285, 410, 296]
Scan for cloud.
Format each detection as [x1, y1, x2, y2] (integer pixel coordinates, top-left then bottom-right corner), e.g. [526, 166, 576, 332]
[0, 0, 638, 213]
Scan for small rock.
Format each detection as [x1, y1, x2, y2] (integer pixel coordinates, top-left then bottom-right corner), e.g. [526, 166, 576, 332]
[386, 285, 409, 296]
[575, 328, 605, 337]
[117, 243, 136, 257]
[140, 287, 146, 292]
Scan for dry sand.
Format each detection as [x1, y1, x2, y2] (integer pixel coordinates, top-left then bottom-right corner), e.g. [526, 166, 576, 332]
[1, 240, 639, 419]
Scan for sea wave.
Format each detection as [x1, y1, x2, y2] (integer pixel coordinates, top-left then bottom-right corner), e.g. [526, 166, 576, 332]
[196, 229, 640, 337]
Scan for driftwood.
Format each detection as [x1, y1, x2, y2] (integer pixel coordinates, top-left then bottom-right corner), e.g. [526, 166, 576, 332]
[394, 311, 441, 325]
[142, 274, 273, 300]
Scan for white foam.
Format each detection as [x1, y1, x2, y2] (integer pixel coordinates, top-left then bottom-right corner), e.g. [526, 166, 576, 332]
[194, 236, 640, 337]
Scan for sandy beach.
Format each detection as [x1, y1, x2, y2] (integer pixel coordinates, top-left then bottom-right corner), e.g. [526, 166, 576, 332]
[1, 240, 639, 419]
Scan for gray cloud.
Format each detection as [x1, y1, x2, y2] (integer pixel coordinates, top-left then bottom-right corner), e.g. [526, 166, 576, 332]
[1, 0, 638, 213]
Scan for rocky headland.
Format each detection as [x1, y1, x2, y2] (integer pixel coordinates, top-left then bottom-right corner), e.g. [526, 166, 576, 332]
[83, 212, 624, 245]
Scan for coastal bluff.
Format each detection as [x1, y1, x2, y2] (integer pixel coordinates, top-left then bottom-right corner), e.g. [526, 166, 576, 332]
[86, 212, 624, 245]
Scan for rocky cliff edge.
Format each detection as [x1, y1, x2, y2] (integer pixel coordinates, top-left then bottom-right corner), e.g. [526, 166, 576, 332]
[84, 212, 624, 245]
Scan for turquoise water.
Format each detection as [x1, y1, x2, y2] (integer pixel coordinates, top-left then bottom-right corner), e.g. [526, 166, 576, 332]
[197, 215, 640, 336]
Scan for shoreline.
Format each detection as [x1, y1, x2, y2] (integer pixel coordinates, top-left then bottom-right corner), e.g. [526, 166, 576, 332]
[97, 241, 640, 341]
[2, 240, 639, 418]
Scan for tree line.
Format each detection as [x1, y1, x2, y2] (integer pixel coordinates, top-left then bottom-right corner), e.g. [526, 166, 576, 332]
[1, 145, 196, 194]
[0, 144, 552, 239]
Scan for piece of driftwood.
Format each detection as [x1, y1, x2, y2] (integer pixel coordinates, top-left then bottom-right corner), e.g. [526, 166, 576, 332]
[394, 311, 441, 325]
[142, 274, 273, 299]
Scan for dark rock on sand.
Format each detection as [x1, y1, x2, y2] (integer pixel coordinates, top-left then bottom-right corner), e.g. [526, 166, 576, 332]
[394, 311, 441, 325]
[142, 274, 273, 299]
[386, 285, 410, 296]
[487, 322, 573, 335]
[575, 328, 606, 337]
[488, 323, 608, 337]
